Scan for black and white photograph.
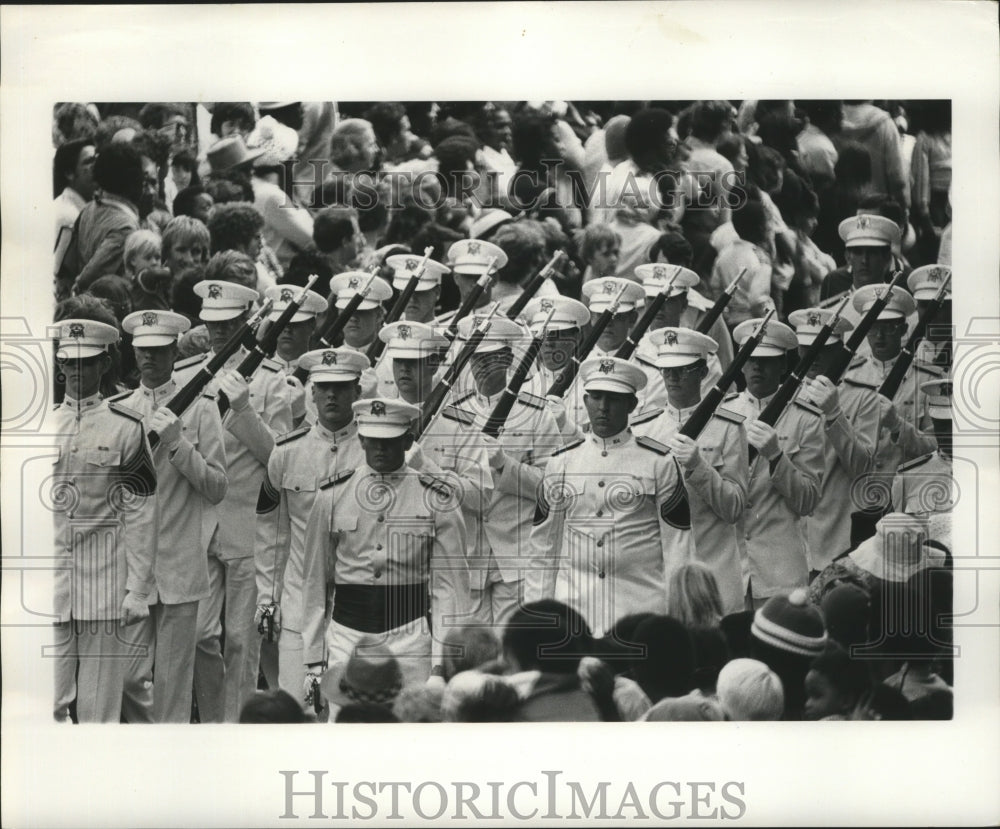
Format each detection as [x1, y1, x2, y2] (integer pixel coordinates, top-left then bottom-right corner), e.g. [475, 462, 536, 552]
[2, 3, 998, 827]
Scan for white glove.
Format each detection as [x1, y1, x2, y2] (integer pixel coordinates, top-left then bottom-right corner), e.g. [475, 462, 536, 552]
[217, 369, 251, 412]
[120, 591, 150, 626]
[668, 433, 701, 470]
[877, 395, 900, 433]
[804, 375, 841, 418]
[545, 395, 568, 430]
[482, 434, 507, 473]
[425, 674, 446, 691]
[149, 407, 182, 451]
[405, 443, 426, 470]
[745, 419, 781, 461]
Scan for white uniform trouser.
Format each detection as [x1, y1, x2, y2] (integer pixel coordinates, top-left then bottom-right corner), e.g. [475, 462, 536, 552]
[150, 601, 200, 723]
[470, 559, 521, 629]
[324, 616, 432, 692]
[277, 628, 306, 701]
[52, 618, 150, 724]
[194, 532, 257, 723]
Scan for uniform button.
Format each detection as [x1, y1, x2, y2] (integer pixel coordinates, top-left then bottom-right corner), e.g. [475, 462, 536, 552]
[71, 447, 78, 454]
[601, 451, 608, 457]
[596, 540, 603, 548]
[293, 486, 300, 492]
[598, 570, 605, 579]
[598, 481, 605, 488]
[596, 510, 603, 517]
[376, 544, 383, 551]
[874, 462, 882, 469]
[377, 515, 385, 523]
[374, 569, 382, 579]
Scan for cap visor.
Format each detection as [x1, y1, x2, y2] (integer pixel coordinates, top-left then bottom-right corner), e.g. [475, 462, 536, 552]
[748, 344, 787, 358]
[200, 308, 245, 322]
[357, 424, 411, 439]
[131, 334, 177, 348]
[654, 353, 702, 368]
[56, 344, 105, 360]
[310, 370, 360, 383]
[583, 379, 637, 394]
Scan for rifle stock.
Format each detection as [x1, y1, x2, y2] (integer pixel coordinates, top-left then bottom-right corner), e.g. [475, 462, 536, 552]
[615, 267, 681, 360]
[506, 250, 564, 320]
[446, 257, 499, 337]
[366, 247, 435, 365]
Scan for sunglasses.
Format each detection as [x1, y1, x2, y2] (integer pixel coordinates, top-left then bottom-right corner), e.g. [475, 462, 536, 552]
[660, 363, 703, 379]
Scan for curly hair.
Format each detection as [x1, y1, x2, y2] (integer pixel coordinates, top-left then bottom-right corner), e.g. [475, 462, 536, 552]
[329, 119, 375, 170]
[204, 250, 257, 289]
[207, 202, 265, 254]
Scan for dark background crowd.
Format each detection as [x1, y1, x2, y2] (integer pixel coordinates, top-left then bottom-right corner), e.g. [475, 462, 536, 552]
[52, 99, 954, 723]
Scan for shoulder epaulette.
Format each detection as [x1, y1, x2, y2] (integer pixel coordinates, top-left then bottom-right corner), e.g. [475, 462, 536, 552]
[842, 376, 878, 391]
[260, 357, 281, 372]
[631, 406, 663, 426]
[915, 362, 944, 377]
[849, 355, 867, 370]
[635, 435, 669, 455]
[517, 391, 546, 410]
[108, 399, 143, 423]
[201, 391, 217, 401]
[441, 405, 476, 428]
[723, 391, 740, 402]
[276, 425, 311, 445]
[105, 390, 133, 403]
[419, 472, 454, 497]
[712, 407, 746, 425]
[319, 469, 355, 489]
[173, 353, 207, 370]
[897, 453, 932, 474]
[551, 437, 585, 457]
[793, 399, 824, 416]
[452, 390, 475, 407]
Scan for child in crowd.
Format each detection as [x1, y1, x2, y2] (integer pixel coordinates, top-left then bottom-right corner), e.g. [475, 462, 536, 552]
[123, 229, 171, 311]
[803, 643, 872, 720]
[578, 223, 621, 284]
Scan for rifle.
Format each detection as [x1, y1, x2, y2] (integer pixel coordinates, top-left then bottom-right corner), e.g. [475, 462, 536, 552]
[660, 310, 775, 529]
[148, 302, 270, 450]
[879, 273, 952, 401]
[615, 266, 681, 360]
[747, 293, 851, 465]
[414, 306, 499, 439]
[482, 306, 557, 439]
[218, 275, 319, 417]
[291, 269, 380, 385]
[695, 267, 747, 334]
[365, 247, 435, 366]
[546, 282, 630, 399]
[446, 257, 499, 338]
[821, 269, 907, 384]
[505, 250, 565, 321]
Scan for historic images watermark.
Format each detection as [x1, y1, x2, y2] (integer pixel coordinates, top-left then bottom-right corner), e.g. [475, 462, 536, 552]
[278, 770, 748, 821]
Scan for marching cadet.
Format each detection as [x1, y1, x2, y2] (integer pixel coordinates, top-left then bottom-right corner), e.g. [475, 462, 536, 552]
[119, 310, 228, 723]
[788, 308, 881, 574]
[630, 329, 749, 614]
[724, 318, 824, 609]
[325, 270, 392, 399]
[51, 319, 157, 723]
[174, 279, 293, 723]
[574, 276, 647, 431]
[634, 262, 734, 369]
[435, 238, 509, 327]
[263, 284, 328, 426]
[254, 347, 368, 701]
[377, 319, 496, 520]
[845, 284, 939, 477]
[821, 213, 904, 307]
[372, 255, 450, 398]
[301, 398, 471, 689]
[521, 295, 591, 442]
[385, 252, 452, 324]
[891, 378, 954, 515]
[908, 264, 953, 371]
[525, 356, 682, 637]
[450, 313, 564, 626]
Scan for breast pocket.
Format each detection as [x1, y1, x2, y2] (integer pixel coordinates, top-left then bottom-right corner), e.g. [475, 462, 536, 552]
[282, 474, 317, 496]
[777, 435, 801, 458]
[84, 448, 121, 469]
[700, 442, 725, 470]
[392, 518, 436, 570]
[332, 512, 359, 536]
[602, 474, 655, 516]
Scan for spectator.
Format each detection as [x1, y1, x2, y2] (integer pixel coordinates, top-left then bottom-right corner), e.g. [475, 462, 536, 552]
[803, 642, 872, 721]
[210, 102, 256, 141]
[709, 198, 773, 330]
[578, 223, 621, 284]
[628, 615, 696, 704]
[161, 215, 211, 278]
[666, 562, 725, 629]
[441, 671, 520, 722]
[61, 142, 144, 297]
[173, 186, 215, 225]
[392, 684, 444, 723]
[239, 690, 308, 724]
[53, 138, 97, 279]
[442, 626, 501, 682]
[715, 658, 785, 721]
[840, 100, 909, 210]
[319, 637, 404, 722]
[207, 202, 274, 292]
[797, 100, 843, 190]
[909, 100, 951, 264]
[814, 142, 874, 265]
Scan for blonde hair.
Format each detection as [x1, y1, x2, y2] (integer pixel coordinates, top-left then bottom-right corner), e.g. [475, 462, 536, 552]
[667, 562, 724, 628]
[716, 658, 784, 721]
[123, 229, 162, 276]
